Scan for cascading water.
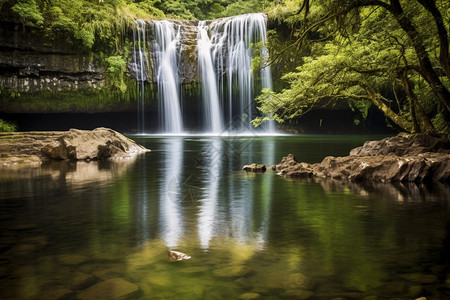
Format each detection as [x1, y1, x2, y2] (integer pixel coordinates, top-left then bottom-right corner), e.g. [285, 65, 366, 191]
[153, 21, 184, 134]
[197, 21, 224, 134]
[131, 13, 274, 134]
[208, 13, 274, 133]
[132, 19, 147, 133]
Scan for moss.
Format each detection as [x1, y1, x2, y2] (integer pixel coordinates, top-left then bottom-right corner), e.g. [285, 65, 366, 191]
[0, 79, 156, 113]
[0, 119, 17, 132]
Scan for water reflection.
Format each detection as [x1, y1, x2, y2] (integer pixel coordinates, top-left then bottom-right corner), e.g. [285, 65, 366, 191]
[0, 159, 137, 199]
[198, 138, 222, 249]
[159, 138, 184, 248]
[1, 136, 450, 300]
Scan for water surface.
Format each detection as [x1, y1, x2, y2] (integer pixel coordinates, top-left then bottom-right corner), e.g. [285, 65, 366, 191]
[1, 135, 449, 299]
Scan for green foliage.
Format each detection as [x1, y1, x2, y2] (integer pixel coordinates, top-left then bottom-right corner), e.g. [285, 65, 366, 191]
[0, 119, 17, 132]
[259, 0, 450, 133]
[11, 0, 43, 26]
[106, 55, 127, 92]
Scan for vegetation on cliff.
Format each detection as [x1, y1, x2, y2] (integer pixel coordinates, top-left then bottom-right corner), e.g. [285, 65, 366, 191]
[2, 0, 449, 134]
[254, 0, 450, 134]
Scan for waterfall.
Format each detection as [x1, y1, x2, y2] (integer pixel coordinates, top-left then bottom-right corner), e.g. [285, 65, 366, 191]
[131, 13, 274, 134]
[208, 13, 274, 133]
[132, 19, 147, 133]
[197, 21, 224, 134]
[153, 21, 184, 134]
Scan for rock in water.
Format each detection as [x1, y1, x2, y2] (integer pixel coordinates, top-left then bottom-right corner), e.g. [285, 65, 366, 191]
[77, 278, 138, 300]
[168, 250, 191, 261]
[270, 133, 450, 183]
[41, 127, 149, 161]
[242, 163, 266, 172]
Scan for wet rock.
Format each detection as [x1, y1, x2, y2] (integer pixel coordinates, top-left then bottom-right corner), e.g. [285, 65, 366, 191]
[271, 133, 450, 183]
[168, 250, 191, 261]
[242, 163, 266, 172]
[239, 292, 261, 299]
[349, 132, 450, 156]
[41, 128, 149, 161]
[0, 128, 149, 167]
[77, 278, 138, 300]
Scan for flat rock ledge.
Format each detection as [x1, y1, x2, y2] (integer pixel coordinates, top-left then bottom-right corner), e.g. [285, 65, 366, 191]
[0, 127, 149, 166]
[260, 133, 449, 183]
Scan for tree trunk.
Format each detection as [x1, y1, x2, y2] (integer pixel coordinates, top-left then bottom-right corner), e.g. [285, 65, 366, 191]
[400, 71, 435, 132]
[366, 91, 413, 132]
[388, 0, 450, 113]
[417, 0, 450, 83]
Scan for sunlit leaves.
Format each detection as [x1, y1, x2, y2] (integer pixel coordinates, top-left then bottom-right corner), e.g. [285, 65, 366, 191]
[11, 0, 43, 26]
[258, 0, 449, 132]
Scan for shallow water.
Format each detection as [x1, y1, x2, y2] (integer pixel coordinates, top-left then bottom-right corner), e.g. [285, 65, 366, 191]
[0, 135, 449, 299]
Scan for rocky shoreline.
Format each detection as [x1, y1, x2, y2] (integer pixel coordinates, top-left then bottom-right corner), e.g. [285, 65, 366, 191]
[244, 133, 450, 183]
[0, 127, 149, 167]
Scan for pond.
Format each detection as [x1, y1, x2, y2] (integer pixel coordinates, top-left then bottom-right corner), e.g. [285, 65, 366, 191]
[0, 135, 449, 299]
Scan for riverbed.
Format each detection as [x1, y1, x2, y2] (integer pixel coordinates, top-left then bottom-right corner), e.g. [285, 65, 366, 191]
[1, 135, 449, 299]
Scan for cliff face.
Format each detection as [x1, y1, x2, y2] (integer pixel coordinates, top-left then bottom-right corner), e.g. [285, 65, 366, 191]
[0, 21, 106, 94]
[0, 17, 203, 113]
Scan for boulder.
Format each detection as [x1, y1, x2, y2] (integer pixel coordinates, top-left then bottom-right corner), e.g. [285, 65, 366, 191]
[242, 163, 266, 172]
[41, 127, 149, 161]
[271, 133, 450, 183]
[349, 132, 449, 156]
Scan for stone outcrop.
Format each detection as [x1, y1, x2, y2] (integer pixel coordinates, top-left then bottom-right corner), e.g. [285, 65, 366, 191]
[242, 163, 266, 172]
[0, 21, 105, 94]
[271, 133, 450, 183]
[0, 127, 149, 166]
[41, 127, 149, 160]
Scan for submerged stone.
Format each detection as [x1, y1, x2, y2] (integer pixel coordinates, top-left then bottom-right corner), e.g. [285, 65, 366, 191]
[77, 278, 138, 300]
[239, 292, 261, 299]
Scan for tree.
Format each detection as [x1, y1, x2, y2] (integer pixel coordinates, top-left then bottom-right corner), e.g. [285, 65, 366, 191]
[257, 0, 450, 133]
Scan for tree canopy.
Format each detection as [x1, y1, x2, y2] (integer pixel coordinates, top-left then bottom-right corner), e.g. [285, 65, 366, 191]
[2, 0, 449, 133]
[255, 0, 450, 133]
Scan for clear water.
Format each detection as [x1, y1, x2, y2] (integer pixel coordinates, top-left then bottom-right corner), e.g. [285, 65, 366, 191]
[1, 135, 449, 299]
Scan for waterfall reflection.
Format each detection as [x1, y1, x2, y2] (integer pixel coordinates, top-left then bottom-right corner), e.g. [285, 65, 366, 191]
[254, 138, 275, 248]
[197, 138, 223, 249]
[159, 138, 184, 248]
[194, 137, 277, 250]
